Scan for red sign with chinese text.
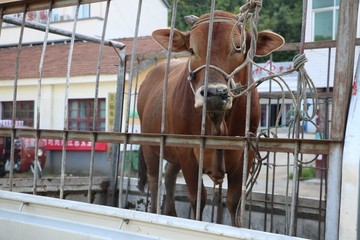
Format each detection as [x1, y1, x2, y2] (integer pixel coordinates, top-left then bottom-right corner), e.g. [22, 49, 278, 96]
[43, 139, 108, 151]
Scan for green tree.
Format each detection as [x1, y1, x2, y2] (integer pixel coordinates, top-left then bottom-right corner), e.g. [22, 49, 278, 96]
[256, 0, 302, 61]
[169, 0, 302, 61]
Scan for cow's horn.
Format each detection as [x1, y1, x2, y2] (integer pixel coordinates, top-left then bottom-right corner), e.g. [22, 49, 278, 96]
[184, 15, 199, 27]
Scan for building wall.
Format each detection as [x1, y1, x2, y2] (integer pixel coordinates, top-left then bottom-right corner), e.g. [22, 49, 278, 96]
[0, 0, 169, 45]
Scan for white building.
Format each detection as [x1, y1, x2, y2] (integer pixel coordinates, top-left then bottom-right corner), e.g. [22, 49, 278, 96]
[0, 0, 170, 45]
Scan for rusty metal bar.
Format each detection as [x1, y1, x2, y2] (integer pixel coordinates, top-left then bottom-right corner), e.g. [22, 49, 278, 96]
[196, 0, 217, 221]
[0, 127, 334, 154]
[157, 0, 178, 214]
[124, 59, 141, 207]
[9, 5, 27, 191]
[109, 47, 126, 206]
[326, 0, 359, 239]
[288, 0, 309, 235]
[239, 0, 262, 228]
[59, 1, 80, 199]
[119, 0, 143, 209]
[88, 0, 111, 203]
[32, 1, 54, 194]
[0, 7, 3, 36]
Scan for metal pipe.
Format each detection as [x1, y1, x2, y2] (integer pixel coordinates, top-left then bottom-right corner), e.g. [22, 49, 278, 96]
[196, 0, 216, 221]
[88, 0, 111, 204]
[157, 0, 178, 214]
[0, 7, 4, 36]
[125, 59, 141, 206]
[326, 0, 359, 239]
[33, 1, 54, 194]
[239, 0, 262, 227]
[2, 15, 125, 49]
[9, 5, 27, 191]
[60, 1, 80, 199]
[119, 0, 143, 209]
[288, 0, 309, 235]
[109, 48, 126, 206]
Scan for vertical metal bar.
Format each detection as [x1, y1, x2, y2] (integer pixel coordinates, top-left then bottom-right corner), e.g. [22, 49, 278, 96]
[239, 1, 261, 227]
[109, 47, 126, 206]
[0, 7, 4, 36]
[157, 0, 178, 214]
[33, 1, 54, 194]
[327, 0, 359, 239]
[195, 0, 216, 221]
[270, 97, 280, 233]
[9, 6, 28, 191]
[88, 0, 111, 204]
[118, 0, 143, 208]
[125, 59, 141, 206]
[288, 0, 308, 235]
[60, 1, 80, 199]
[264, 54, 274, 231]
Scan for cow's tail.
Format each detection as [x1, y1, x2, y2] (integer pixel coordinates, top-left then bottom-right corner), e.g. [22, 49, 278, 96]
[137, 146, 147, 194]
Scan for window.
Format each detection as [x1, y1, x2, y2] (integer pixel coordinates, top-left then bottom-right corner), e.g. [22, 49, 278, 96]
[68, 99, 106, 131]
[1, 101, 34, 127]
[77, 4, 90, 19]
[260, 103, 292, 128]
[313, 0, 339, 41]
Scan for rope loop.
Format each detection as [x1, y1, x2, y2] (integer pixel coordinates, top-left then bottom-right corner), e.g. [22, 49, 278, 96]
[293, 53, 308, 72]
[240, 0, 262, 14]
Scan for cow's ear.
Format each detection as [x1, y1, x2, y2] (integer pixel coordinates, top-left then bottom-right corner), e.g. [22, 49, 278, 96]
[152, 28, 189, 53]
[255, 31, 284, 57]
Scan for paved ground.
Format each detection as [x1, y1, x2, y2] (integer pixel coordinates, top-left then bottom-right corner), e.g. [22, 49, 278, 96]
[177, 151, 326, 200]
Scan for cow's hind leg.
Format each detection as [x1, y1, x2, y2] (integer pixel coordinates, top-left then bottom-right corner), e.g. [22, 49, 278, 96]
[163, 162, 181, 216]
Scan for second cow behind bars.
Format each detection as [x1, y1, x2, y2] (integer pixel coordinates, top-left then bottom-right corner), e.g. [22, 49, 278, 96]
[137, 10, 284, 226]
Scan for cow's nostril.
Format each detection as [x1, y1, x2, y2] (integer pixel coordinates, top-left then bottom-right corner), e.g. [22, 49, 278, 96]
[201, 87, 228, 97]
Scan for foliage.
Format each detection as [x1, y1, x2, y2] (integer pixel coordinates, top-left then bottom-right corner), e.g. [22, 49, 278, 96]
[169, 0, 302, 61]
[289, 167, 317, 180]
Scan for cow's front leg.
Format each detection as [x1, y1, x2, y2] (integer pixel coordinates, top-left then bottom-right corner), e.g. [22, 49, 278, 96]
[163, 162, 181, 216]
[180, 158, 207, 220]
[227, 169, 243, 227]
[147, 171, 160, 214]
[142, 148, 161, 214]
[225, 149, 255, 227]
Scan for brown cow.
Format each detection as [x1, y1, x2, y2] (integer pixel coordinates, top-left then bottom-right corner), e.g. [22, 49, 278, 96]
[137, 10, 284, 226]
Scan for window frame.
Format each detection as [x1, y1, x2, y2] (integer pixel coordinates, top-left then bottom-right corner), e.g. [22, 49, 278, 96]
[1, 101, 34, 127]
[68, 98, 106, 131]
[312, 0, 339, 41]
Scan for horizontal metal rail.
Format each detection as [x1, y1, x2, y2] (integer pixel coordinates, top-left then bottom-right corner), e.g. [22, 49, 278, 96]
[0, 128, 333, 154]
[124, 38, 360, 63]
[2, 15, 125, 49]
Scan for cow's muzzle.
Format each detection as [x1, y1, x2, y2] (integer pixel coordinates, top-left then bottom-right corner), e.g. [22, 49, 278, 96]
[194, 84, 233, 111]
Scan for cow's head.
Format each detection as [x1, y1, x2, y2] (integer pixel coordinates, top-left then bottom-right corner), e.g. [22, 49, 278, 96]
[152, 10, 283, 133]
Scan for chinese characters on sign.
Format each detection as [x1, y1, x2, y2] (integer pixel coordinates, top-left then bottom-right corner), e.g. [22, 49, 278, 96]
[43, 139, 108, 151]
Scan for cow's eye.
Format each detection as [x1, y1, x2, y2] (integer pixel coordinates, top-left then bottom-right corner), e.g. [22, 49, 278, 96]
[189, 48, 195, 55]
